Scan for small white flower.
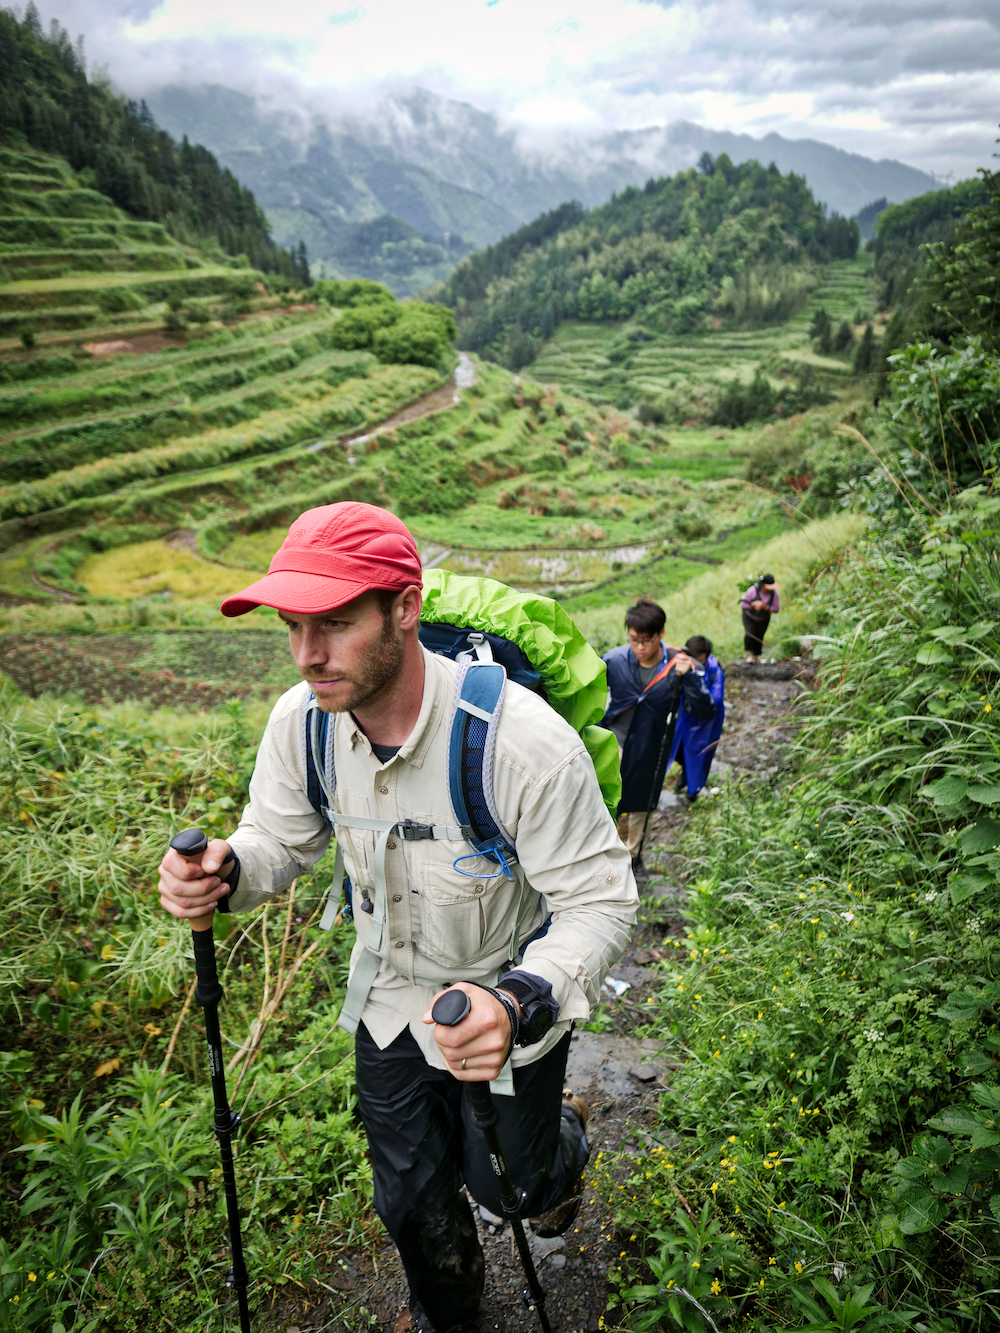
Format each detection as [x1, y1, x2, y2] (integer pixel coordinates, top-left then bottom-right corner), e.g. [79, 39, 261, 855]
[968, 916, 983, 934]
[840, 910, 855, 923]
[805, 851, 816, 860]
[863, 1028, 883, 1043]
[924, 891, 938, 904]
[709, 787, 720, 795]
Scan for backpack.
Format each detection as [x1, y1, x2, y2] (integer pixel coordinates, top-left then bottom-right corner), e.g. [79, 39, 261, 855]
[305, 568, 620, 932]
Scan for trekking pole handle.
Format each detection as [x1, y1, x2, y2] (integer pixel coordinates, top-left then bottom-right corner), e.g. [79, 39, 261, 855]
[430, 989, 497, 1127]
[169, 826, 234, 935]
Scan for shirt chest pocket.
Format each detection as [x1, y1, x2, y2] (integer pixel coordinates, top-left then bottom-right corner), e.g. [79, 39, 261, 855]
[418, 854, 515, 969]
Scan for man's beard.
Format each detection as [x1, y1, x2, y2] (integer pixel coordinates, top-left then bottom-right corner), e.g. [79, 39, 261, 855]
[314, 616, 405, 714]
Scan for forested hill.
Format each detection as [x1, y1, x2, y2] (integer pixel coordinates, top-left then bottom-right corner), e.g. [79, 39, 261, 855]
[0, 3, 308, 282]
[435, 153, 859, 369]
[868, 176, 990, 350]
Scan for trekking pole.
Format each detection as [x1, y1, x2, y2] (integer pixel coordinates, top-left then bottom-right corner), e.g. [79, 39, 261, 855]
[637, 703, 675, 861]
[170, 827, 252, 1333]
[430, 989, 552, 1333]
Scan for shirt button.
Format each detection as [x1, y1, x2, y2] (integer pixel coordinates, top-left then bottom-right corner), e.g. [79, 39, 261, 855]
[379, 786, 389, 795]
[392, 894, 402, 903]
[474, 885, 484, 895]
[394, 941, 404, 948]
[387, 841, 397, 850]
[606, 874, 616, 884]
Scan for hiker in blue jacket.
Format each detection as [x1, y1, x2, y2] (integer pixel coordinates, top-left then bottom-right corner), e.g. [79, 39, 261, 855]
[602, 599, 715, 877]
[667, 635, 725, 806]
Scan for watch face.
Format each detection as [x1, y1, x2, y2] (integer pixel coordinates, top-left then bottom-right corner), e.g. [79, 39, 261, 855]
[524, 1001, 554, 1045]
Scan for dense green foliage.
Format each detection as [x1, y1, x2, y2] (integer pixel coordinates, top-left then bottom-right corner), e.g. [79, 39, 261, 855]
[919, 168, 1000, 355]
[324, 290, 457, 368]
[0, 694, 367, 1331]
[437, 155, 859, 369]
[0, 4, 308, 280]
[610, 486, 1000, 1331]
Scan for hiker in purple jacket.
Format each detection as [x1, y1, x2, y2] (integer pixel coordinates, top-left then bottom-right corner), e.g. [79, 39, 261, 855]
[741, 574, 779, 662]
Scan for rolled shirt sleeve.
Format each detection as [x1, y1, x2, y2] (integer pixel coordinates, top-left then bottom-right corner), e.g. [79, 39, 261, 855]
[225, 683, 333, 912]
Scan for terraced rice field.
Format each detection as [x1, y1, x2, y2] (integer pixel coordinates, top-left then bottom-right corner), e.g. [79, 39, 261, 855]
[532, 255, 875, 406]
[0, 146, 868, 706]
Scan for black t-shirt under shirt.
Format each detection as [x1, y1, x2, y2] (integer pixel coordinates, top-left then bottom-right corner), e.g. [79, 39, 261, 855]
[370, 740, 401, 765]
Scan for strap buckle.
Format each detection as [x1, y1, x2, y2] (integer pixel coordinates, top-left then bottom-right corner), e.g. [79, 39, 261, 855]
[396, 819, 436, 841]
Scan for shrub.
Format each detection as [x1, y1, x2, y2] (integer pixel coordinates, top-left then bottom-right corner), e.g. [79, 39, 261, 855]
[313, 277, 395, 307]
[96, 287, 148, 314]
[330, 301, 400, 349]
[709, 368, 777, 427]
[374, 312, 448, 367]
[389, 438, 475, 514]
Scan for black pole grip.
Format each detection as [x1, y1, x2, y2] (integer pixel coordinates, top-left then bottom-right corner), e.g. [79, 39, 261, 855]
[191, 922, 224, 1008]
[431, 988, 471, 1026]
[171, 827, 209, 859]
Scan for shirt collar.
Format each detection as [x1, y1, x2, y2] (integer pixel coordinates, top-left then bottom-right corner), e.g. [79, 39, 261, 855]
[343, 645, 445, 769]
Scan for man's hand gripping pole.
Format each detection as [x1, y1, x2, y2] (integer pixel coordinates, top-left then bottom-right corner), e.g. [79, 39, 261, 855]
[431, 989, 552, 1333]
[170, 828, 252, 1333]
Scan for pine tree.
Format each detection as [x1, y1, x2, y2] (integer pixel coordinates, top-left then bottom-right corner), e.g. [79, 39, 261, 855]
[296, 241, 312, 287]
[853, 322, 877, 375]
[809, 306, 833, 353]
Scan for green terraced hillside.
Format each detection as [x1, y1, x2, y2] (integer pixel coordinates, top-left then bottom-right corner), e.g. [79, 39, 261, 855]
[532, 256, 874, 409]
[0, 151, 878, 711]
[0, 147, 277, 342]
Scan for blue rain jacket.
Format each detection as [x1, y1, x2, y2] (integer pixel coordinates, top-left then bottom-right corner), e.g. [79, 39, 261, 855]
[667, 655, 725, 796]
[602, 643, 713, 813]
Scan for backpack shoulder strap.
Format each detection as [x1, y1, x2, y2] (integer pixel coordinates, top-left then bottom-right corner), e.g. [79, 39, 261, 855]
[303, 694, 351, 929]
[447, 659, 517, 871]
[303, 693, 336, 826]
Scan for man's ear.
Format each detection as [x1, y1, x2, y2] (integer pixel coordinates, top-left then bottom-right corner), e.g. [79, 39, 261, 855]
[398, 584, 423, 631]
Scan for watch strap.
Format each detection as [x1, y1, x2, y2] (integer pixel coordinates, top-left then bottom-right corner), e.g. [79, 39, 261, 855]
[463, 981, 519, 1058]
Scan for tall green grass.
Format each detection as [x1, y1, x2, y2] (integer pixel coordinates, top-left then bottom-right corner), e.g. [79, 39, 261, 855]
[0, 689, 368, 1330]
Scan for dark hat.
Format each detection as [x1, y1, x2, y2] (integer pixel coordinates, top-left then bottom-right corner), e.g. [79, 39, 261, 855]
[760, 573, 775, 586]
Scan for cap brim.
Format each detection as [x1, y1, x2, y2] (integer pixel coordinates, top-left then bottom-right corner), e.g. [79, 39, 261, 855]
[220, 570, 376, 618]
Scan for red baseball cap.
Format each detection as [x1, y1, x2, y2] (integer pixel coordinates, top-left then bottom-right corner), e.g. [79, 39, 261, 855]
[220, 502, 423, 617]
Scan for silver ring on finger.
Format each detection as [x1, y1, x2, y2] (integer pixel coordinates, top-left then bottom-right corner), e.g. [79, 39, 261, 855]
[461, 1058, 467, 1071]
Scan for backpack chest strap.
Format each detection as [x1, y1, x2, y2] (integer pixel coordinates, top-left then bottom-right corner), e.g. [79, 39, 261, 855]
[333, 811, 471, 1036]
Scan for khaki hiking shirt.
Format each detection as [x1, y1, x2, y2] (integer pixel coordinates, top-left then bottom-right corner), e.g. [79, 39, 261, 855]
[226, 647, 638, 1070]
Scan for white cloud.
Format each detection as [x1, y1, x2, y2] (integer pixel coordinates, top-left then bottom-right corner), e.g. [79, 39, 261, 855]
[39, 0, 1000, 179]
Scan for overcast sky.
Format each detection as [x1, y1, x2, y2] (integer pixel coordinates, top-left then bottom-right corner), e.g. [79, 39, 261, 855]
[35, 0, 1000, 179]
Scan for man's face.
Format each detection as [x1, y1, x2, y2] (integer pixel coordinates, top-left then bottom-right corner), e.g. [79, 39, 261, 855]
[627, 628, 663, 667]
[280, 591, 405, 714]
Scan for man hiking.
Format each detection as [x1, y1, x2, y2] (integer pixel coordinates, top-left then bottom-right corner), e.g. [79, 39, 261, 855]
[157, 502, 638, 1333]
[601, 598, 714, 878]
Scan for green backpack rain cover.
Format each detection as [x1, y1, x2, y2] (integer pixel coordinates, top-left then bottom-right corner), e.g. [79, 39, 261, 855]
[419, 567, 620, 817]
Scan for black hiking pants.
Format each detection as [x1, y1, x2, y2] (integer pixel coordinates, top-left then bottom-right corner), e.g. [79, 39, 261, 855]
[743, 610, 770, 655]
[354, 1022, 587, 1333]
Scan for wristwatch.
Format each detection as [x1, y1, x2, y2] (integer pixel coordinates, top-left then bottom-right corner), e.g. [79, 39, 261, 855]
[497, 971, 559, 1047]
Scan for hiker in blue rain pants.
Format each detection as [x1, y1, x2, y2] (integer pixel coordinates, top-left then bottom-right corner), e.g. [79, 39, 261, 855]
[667, 634, 724, 806]
[602, 599, 714, 878]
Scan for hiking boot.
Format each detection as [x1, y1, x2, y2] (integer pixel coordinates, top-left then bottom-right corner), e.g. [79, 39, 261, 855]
[404, 1302, 474, 1333]
[631, 855, 648, 882]
[530, 1092, 591, 1238]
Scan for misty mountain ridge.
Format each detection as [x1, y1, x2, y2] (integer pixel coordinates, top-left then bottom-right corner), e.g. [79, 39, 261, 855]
[146, 84, 938, 293]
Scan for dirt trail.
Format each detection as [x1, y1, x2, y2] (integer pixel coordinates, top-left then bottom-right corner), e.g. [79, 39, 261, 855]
[261, 665, 808, 1333]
